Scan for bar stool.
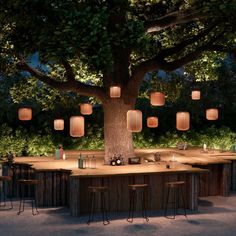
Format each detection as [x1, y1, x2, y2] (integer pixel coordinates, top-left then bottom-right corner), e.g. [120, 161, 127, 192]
[164, 181, 187, 219]
[127, 184, 149, 223]
[17, 179, 39, 216]
[0, 176, 13, 209]
[87, 186, 110, 225]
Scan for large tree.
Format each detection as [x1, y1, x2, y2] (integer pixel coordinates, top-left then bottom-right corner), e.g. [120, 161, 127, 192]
[0, 0, 236, 163]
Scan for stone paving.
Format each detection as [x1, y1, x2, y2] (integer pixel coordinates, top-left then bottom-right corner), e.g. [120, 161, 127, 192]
[1, 194, 236, 236]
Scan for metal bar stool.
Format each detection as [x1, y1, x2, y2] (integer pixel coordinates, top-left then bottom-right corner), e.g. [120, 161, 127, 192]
[164, 181, 187, 219]
[87, 186, 110, 225]
[127, 184, 149, 223]
[0, 176, 13, 209]
[17, 179, 39, 216]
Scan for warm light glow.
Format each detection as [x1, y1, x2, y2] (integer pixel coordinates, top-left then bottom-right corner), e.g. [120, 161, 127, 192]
[110, 86, 121, 98]
[147, 116, 158, 128]
[80, 103, 93, 115]
[54, 119, 64, 130]
[18, 108, 32, 121]
[127, 110, 142, 132]
[70, 116, 84, 137]
[150, 92, 165, 106]
[176, 112, 190, 131]
[191, 90, 201, 100]
[206, 108, 218, 120]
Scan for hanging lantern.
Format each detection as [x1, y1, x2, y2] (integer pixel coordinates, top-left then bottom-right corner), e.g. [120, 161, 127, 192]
[150, 92, 165, 106]
[18, 108, 32, 121]
[54, 119, 64, 130]
[80, 103, 93, 115]
[147, 117, 158, 128]
[127, 110, 142, 132]
[110, 86, 121, 98]
[70, 116, 84, 137]
[176, 112, 190, 131]
[206, 108, 218, 120]
[191, 90, 201, 100]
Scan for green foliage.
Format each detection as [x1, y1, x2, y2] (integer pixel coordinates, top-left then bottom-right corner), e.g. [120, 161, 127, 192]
[184, 52, 226, 81]
[65, 125, 104, 150]
[0, 124, 54, 157]
[133, 126, 236, 150]
[0, 123, 104, 158]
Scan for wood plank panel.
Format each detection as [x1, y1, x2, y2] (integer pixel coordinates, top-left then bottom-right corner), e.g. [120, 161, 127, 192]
[70, 172, 199, 217]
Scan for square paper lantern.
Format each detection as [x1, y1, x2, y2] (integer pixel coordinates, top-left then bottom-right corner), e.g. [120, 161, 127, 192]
[150, 92, 165, 106]
[18, 108, 32, 121]
[191, 90, 201, 100]
[176, 112, 190, 131]
[127, 110, 142, 132]
[110, 86, 121, 98]
[80, 103, 93, 115]
[147, 117, 158, 128]
[206, 108, 218, 120]
[70, 116, 84, 137]
[54, 119, 64, 130]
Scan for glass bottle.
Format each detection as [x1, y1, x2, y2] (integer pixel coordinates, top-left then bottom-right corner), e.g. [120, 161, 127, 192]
[91, 155, 96, 169]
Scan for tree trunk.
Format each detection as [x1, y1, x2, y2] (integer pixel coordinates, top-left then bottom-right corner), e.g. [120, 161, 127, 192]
[103, 99, 135, 164]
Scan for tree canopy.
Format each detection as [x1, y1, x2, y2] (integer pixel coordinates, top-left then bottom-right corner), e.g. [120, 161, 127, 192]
[0, 0, 236, 103]
[1, 0, 236, 161]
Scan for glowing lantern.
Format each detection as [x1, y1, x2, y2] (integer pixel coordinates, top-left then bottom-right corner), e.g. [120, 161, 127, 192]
[110, 86, 121, 98]
[206, 108, 218, 120]
[147, 117, 158, 128]
[18, 108, 32, 121]
[54, 119, 64, 130]
[191, 90, 201, 100]
[80, 103, 93, 115]
[127, 110, 142, 132]
[176, 112, 190, 131]
[150, 92, 165, 106]
[70, 116, 84, 137]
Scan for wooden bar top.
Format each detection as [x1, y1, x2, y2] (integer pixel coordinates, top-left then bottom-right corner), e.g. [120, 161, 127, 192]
[10, 148, 235, 177]
[12, 156, 207, 177]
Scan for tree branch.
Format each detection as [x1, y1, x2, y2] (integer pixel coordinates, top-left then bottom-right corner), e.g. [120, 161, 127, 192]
[159, 22, 219, 58]
[162, 44, 234, 72]
[127, 57, 166, 98]
[16, 60, 108, 102]
[61, 59, 75, 82]
[145, 8, 207, 33]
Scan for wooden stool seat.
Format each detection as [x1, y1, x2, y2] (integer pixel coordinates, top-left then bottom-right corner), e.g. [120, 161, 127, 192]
[164, 181, 187, 219]
[0, 176, 12, 182]
[127, 183, 149, 223]
[128, 184, 148, 191]
[87, 186, 110, 225]
[88, 186, 108, 193]
[17, 179, 39, 216]
[166, 181, 185, 188]
[0, 176, 13, 209]
[17, 179, 39, 185]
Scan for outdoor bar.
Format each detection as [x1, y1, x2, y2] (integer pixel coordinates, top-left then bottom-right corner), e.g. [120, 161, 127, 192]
[2, 148, 236, 216]
[1, 1, 236, 235]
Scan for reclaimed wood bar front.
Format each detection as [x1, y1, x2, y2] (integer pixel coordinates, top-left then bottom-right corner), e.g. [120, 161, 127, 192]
[4, 148, 235, 216]
[69, 167, 203, 216]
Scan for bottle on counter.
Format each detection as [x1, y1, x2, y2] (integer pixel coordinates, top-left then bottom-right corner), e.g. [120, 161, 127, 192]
[110, 157, 116, 166]
[78, 154, 81, 168]
[55, 149, 60, 160]
[59, 145, 64, 159]
[115, 156, 122, 166]
[78, 153, 85, 169]
[91, 155, 96, 169]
